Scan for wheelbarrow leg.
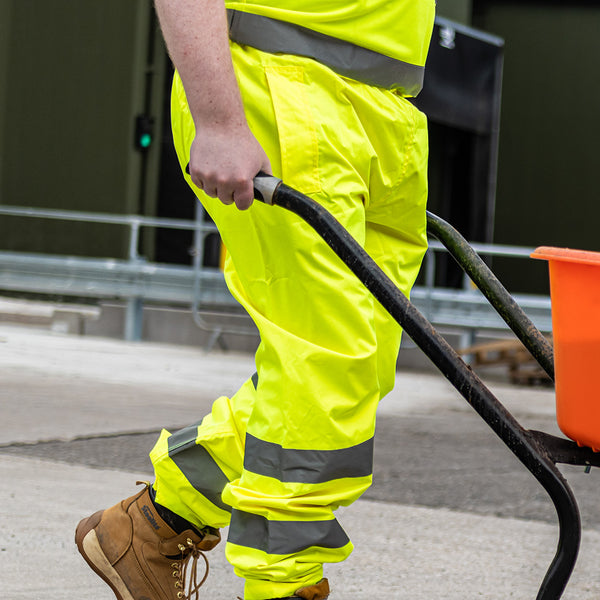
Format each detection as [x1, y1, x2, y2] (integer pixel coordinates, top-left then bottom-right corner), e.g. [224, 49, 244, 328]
[253, 175, 581, 600]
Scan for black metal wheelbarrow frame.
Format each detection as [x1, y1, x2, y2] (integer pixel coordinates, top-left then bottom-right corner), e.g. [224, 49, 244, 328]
[253, 174, 600, 600]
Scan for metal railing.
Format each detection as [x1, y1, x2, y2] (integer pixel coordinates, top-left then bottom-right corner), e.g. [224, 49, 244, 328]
[0, 204, 552, 344]
[0, 204, 231, 341]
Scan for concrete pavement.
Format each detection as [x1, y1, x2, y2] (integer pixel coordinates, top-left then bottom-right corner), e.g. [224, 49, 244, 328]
[1, 323, 600, 599]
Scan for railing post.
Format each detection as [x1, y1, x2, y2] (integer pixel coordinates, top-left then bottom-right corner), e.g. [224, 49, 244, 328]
[125, 219, 143, 342]
[191, 203, 214, 338]
[125, 297, 144, 342]
[459, 272, 477, 350]
[423, 247, 435, 320]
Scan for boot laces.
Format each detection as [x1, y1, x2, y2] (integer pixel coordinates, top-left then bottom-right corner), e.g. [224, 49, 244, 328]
[171, 537, 209, 600]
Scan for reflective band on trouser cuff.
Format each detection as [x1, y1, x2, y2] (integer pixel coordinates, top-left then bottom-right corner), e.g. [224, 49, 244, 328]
[227, 9, 425, 94]
[168, 423, 232, 513]
[244, 433, 373, 483]
[229, 509, 350, 555]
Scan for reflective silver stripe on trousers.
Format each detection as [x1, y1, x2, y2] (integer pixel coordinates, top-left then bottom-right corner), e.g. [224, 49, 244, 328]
[228, 509, 350, 554]
[244, 433, 373, 483]
[227, 9, 424, 95]
[168, 422, 231, 513]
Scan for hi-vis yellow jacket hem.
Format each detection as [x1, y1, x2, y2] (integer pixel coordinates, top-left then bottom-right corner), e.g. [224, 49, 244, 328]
[225, 0, 435, 76]
[227, 9, 426, 94]
[151, 35, 430, 600]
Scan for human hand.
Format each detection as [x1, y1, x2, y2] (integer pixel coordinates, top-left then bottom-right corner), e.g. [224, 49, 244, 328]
[187, 123, 272, 210]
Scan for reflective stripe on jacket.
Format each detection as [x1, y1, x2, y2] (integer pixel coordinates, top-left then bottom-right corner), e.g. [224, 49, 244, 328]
[225, 0, 435, 95]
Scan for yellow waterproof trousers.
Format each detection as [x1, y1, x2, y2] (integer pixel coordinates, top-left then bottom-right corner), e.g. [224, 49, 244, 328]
[150, 43, 429, 600]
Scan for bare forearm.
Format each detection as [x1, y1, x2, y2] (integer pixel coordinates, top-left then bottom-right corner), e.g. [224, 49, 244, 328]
[154, 0, 245, 127]
[154, 0, 271, 209]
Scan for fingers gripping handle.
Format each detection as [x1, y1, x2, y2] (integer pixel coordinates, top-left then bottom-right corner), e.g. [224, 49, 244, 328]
[183, 164, 281, 205]
[253, 172, 282, 205]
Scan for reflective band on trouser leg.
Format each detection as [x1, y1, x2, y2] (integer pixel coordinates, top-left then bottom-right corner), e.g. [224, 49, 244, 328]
[227, 508, 353, 599]
[168, 43, 428, 600]
[229, 511, 351, 554]
[226, 438, 372, 599]
[244, 433, 374, 483]
[149, 375, 259, 529]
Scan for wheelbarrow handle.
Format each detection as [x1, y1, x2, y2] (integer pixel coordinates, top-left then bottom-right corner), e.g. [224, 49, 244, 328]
[251, 174, 580, 600]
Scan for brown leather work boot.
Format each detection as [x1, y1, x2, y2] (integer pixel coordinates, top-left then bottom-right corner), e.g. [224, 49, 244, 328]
[293, 578, 330, 599]
[269, 578, 330, 600]
[75, 482, 220, 600]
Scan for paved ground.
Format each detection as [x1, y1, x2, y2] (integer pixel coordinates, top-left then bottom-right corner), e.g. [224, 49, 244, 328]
[2, 323, 600, 599]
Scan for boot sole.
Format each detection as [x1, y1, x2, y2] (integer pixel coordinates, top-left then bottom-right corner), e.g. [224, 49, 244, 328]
[75, 511, 135, 600]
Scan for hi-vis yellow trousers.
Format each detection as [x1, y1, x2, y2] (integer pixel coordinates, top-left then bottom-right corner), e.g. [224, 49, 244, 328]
[150, 43, 429, 600]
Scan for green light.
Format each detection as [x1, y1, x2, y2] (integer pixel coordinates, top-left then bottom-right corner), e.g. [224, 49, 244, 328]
[139, 133, 152, 148]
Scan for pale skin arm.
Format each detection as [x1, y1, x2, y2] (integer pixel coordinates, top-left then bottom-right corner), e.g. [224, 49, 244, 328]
[154, 0, 271, 210]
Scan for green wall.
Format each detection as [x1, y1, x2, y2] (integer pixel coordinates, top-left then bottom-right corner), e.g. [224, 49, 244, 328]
[437, 0, 473, 24]
[474, 2, 600, 292]
[0, 0, 161, 258]
[0, 0, 12, 196]
[1, 0, 598, 290]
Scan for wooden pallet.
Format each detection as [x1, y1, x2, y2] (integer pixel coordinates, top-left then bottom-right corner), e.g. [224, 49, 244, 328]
[459, 338, 553, 386]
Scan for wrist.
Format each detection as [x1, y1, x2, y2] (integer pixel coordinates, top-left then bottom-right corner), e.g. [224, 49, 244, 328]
[187, 83, 248, 130]
[191, 107, 250, 137]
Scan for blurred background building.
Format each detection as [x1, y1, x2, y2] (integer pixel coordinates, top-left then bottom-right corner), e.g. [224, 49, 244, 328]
[0, 0, 597, 299]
